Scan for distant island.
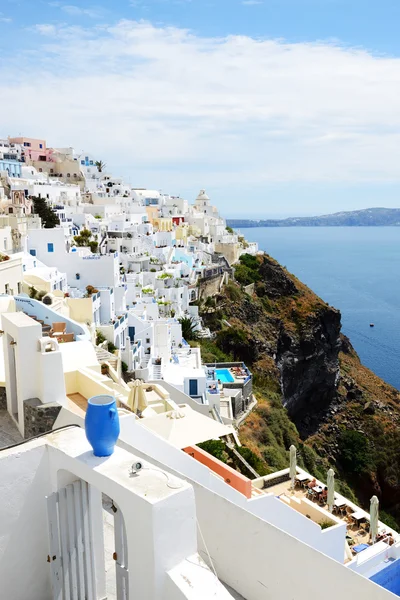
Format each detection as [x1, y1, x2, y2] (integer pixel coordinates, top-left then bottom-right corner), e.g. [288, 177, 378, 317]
[227, 207, 400, 228]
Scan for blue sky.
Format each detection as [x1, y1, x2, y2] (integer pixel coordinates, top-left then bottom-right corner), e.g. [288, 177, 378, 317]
[1, 0, 400, 217]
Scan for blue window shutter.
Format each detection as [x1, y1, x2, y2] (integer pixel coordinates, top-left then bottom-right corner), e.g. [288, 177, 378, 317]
[30, 249, 36, 256]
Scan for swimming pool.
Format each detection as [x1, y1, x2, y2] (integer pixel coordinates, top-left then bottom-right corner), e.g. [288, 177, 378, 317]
[216, 368, 235, 383]
[370, 558, 400, 596]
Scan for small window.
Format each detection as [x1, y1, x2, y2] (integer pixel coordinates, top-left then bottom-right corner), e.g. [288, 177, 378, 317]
[39, 144, 43, 149]
[17, 282, 21, 294]
[67, 173, 70, 177]
[33, 261, 36, 267]
[30, 249, 36, 257]
[47, 243, 54, 253]
[50, 168, 54, 174]
[4, 283, 9, 294]
[89, 160, 93, 165]
[39, 168, 42, 172]
[81, 160, 85, 165]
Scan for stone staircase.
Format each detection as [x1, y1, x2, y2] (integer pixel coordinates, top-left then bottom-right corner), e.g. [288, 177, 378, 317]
[27, 314, 52, 336]
[226, 440, 260, 479]
[140, 355, 150, 369]
[152, 363, 162, 379]
[95, 346, 118, 370]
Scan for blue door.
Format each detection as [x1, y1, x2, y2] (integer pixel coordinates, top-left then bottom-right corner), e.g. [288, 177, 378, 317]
[189, 379, 198, 396]
[128, 326, 135, 340]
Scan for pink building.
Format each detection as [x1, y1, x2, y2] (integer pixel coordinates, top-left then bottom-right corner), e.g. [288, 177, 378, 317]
[9, 137, 51, 162]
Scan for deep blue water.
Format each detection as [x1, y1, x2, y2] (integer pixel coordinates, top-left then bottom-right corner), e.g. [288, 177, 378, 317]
[240, 227, 400, 390]
[370, 558, 400, 596]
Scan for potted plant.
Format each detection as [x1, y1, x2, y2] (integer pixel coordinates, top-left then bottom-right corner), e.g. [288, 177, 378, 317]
[101, 363, 109, 376]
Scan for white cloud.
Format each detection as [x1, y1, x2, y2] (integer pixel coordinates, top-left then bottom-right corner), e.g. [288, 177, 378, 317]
[242, 1, 263, 5]
[50, 3, 103, 18]
[0, 13, 12, 22]
[2, 19, 400, 204]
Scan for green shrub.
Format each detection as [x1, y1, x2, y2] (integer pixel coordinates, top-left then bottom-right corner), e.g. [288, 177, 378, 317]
[121, 361, 128, 373]
[29, 286, 37, 299]
[96, 330, 106, 345]
[178, 316, 199, 341]
[380, 510, 400, 532]
[262, 446, 286, 470]
[216, 327, 257, 363]
[234, 446, 269, 476]
[337, 430, 374, 475]
[234, 264, 260, 286]
[198, 440, 228, 462]
[224, 282, 242, 302]
[320, 520, 333, 530]
[107, 342, 117, 353]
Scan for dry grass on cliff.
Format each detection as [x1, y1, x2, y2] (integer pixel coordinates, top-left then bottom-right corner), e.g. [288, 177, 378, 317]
[340, 350, 400, 408]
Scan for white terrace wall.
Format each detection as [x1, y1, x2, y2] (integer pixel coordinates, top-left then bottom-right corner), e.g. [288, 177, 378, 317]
[54, 410, 349, 562]
[194, 486, 396, 600]
[0, 440, 53, 600]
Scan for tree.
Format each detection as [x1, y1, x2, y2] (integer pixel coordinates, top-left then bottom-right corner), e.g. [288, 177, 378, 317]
[178, 316, 199, 341]
[73, 228, 98, 253]
[95, 160, 106, 173]
[31, 196, 60, 229]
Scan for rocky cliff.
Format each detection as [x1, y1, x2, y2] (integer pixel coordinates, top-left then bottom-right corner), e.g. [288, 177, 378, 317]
[196, 252, 400, 528]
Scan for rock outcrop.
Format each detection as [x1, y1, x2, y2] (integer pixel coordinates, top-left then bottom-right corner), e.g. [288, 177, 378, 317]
[276, 306, 341, 420]
[199, 252, 400, 527]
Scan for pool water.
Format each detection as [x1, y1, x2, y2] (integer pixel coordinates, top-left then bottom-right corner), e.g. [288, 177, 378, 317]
[370, 558, 400, 596]
[216, 368, 234, 383]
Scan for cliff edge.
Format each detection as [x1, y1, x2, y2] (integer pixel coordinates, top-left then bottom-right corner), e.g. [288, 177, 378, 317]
[196, 252, 400, 528]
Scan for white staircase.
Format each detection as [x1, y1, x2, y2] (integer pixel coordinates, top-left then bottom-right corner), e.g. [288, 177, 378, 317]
[95, 346, 118, 370]
[152, 364, 162, 379]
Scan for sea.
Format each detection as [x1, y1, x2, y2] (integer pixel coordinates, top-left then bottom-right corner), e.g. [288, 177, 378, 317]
[239, 227, 400, 390]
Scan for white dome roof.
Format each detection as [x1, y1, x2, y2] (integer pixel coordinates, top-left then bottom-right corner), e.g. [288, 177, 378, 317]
[196, 189, 210, 201]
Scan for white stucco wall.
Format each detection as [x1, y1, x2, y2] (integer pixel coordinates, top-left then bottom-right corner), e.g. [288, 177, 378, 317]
[0, 440, 53, 600]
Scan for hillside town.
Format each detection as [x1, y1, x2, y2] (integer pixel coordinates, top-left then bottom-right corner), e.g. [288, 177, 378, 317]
[0, 135, 399, 600]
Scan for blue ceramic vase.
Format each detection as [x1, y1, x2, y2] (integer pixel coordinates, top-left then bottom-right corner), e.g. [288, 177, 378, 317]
[85, 395, 120, 457]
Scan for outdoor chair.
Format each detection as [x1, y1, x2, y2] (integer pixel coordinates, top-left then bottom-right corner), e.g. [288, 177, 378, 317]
[57, 333, 74, 343]
[50, 322, 67, 337]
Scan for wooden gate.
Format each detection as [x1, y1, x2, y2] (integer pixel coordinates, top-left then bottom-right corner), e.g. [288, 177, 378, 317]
[46, 480, 97, 600]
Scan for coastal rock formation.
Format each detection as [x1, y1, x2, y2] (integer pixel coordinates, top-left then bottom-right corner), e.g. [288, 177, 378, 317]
[199, 252, 400, 527]
[276, 306, 341, 420]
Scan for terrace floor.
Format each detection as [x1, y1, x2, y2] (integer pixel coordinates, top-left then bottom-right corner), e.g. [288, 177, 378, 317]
[261, 477, 389, 554]
[67, 393, 87, 416]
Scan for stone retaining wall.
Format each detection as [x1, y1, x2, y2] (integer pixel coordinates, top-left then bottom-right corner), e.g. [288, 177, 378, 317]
[23, 398, 62, 439]
[0, 387, 7, 411]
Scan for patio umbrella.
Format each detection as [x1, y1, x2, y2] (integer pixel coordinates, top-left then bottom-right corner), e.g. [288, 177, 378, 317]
[127, 379, 148, 413]
[327, 469, 335, 512]
[370, 495, 379, 543]
[289, 445, 297, 489]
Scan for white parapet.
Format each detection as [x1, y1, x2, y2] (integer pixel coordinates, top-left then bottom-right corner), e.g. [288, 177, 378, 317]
[0, 426, 233, 600]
